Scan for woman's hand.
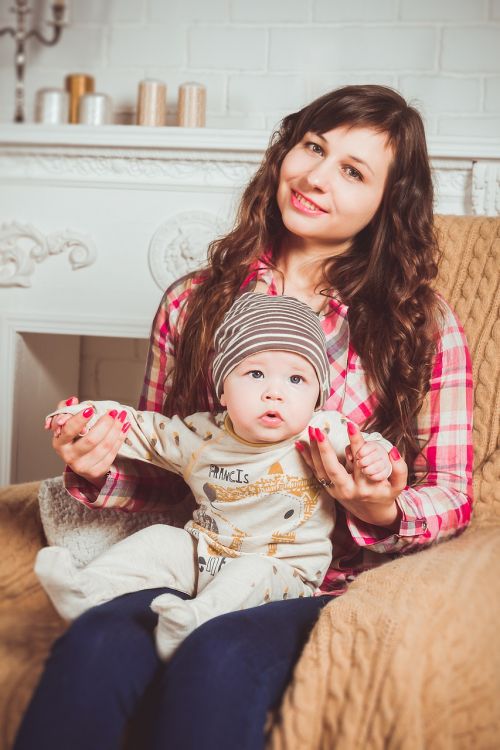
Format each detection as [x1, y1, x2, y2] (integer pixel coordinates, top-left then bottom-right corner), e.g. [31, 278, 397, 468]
[46, 396, 129, 489]
[296, 423, 408, 529]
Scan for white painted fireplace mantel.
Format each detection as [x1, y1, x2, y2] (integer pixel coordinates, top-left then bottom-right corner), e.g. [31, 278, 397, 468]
[1, 124, 499, 485]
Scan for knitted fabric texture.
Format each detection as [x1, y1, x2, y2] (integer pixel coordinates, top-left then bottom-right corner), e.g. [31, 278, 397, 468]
[212, 292, 331, 408]
[269, 521, 500, 750]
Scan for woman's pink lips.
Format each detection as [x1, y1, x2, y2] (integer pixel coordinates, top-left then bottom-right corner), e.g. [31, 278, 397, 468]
[291, 190, 326, 215]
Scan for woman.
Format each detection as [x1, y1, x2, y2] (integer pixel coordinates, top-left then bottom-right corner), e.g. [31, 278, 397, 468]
[15, 85, 472, 750]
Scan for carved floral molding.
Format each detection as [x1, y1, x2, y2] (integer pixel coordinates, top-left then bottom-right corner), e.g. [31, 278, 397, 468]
[148, 211, 227, 289]
[0, 222, 96, 288]
[0, 154, 259, 188]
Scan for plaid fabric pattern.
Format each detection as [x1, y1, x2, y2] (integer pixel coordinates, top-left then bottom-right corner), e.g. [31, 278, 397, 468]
[65, 261, 473, 595]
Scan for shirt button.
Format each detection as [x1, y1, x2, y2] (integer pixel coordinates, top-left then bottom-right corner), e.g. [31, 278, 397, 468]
[421, 521, 427, 531]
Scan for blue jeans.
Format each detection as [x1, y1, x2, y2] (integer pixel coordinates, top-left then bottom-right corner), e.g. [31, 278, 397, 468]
[14, 588, 332, 750]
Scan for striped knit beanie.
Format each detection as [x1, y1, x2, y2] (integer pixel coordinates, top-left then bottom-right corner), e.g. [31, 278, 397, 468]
[212, 292, 331, 408]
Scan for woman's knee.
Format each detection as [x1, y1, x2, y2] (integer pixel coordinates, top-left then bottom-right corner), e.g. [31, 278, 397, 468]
[53, 606, 133, 667]
[51, 588, 174, 667]
[171, 597, 326, 677]
[184, 608, 248, 656]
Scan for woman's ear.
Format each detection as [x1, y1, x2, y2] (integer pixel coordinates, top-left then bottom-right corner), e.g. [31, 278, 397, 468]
[220, 392, 227, 407]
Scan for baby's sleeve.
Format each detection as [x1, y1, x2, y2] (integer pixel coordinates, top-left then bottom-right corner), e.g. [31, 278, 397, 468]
[46, 400, 188, 475]
[315, 411, 392, 455]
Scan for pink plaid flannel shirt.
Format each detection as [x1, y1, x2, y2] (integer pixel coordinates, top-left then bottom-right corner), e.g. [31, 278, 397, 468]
[65, 260, 473, 595]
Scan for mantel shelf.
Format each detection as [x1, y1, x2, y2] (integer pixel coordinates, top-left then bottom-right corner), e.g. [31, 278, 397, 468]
[1, 124, 500, 161]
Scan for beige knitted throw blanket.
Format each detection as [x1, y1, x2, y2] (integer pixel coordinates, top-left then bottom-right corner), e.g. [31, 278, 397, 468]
[269, 520, 500, 750]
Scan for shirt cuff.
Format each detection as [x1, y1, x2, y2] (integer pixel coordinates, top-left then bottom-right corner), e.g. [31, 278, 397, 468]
[345, 488, 428, 551]
[63, 465, 116, 508]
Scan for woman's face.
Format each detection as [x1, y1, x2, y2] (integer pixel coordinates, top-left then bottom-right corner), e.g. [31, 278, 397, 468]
[276, 125, 393, 254]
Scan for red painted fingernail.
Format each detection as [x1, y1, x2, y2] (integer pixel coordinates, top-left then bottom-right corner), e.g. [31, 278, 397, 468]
[295, 441, 305, 452]
[315, 428, 325, 443]
[347, 422, 357, 435]
[118, 410, 127, 423]
[82, 407, 94, 418]
[390, 446, 401, 461]
[308, 426, 316, 441]
[109, 409, 118, 419]
[122, 422, 130, 433]
[65, 397, 76, 406]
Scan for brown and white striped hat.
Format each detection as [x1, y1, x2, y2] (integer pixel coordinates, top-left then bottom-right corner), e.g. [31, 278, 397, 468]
[212, 292, 331, 408]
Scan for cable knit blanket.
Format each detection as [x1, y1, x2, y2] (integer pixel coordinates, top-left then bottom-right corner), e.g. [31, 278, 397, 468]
[269, 520, 500, 749]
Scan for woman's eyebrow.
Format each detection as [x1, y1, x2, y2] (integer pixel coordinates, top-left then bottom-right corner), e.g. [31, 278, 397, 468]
[306, 131, 327, 142]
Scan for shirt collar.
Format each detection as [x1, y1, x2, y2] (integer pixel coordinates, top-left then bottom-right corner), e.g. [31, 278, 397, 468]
[223, 413, 302, 449]
[241, 256, 349, 320]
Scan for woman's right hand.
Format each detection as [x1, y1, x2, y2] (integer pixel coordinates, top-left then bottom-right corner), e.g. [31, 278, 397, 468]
[46, 396, 128, 489]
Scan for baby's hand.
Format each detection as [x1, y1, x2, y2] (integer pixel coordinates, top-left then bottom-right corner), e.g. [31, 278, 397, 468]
[354, 441, 392, 482]
[44, 396, 79, 438]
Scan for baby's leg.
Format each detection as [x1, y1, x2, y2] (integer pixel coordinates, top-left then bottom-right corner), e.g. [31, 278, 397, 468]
[35, 524, 197, 621]
[151, 554, 313, 660]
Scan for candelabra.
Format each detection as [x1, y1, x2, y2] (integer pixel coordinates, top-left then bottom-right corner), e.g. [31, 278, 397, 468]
[0, 0, 67, 123]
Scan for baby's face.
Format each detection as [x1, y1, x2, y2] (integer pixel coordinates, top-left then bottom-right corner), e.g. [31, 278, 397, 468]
[220, 350, 320, 444]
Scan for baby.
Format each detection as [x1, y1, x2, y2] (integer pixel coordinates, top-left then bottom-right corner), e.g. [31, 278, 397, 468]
[39, 292, 392, 660]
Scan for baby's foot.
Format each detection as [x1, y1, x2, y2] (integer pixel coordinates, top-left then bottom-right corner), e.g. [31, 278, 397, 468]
[34, 546, 89, 621]
[151, 593, 199, 661]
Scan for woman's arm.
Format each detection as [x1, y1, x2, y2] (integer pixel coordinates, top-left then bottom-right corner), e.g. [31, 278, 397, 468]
[138, 280, 180, 412]
[347, 304, 473, 553]
[301, 303, 473, 554]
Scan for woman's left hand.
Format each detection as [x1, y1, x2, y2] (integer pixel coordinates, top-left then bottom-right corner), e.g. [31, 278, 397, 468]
[296, 424, 408, 529]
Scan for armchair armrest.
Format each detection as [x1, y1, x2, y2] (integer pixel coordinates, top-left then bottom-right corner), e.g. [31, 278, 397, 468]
[0, 481, 67, 750]
[271, 521, 500, 750]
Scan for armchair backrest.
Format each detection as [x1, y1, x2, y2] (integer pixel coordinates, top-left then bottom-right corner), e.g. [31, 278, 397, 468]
[434, 215, 500, 521]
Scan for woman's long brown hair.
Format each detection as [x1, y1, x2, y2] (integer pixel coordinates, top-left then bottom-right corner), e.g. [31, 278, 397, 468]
[165, 85, 441, 472]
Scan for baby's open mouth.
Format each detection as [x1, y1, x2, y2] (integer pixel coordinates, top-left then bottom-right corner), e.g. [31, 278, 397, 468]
[260, 411, 283, 424]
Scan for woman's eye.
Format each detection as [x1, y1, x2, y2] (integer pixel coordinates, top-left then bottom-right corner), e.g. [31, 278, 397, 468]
[305, 141, 323, 156]
[290, 375, 303, 384]
[249, 370, 264, 379]
[343, 165, 363, 181]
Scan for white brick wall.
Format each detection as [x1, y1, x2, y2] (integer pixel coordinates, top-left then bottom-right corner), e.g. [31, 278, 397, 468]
[0, 0, 497, 134]
[2, 0, 498, 406]
[399, 0, 487, 21]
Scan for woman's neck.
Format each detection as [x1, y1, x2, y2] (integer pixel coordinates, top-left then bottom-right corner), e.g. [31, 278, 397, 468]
[273, 237, 346, 311]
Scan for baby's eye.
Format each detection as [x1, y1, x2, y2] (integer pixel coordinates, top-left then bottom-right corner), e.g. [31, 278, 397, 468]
[343, 165, 363, 181]
[249, 370, 264, 379]
[290, 374, 303, 385]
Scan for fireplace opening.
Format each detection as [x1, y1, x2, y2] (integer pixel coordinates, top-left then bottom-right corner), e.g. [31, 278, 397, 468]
[11, 333, 148, 484]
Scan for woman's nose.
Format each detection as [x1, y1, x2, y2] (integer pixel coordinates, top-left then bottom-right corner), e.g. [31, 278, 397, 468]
[306, 162, 330, 192]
